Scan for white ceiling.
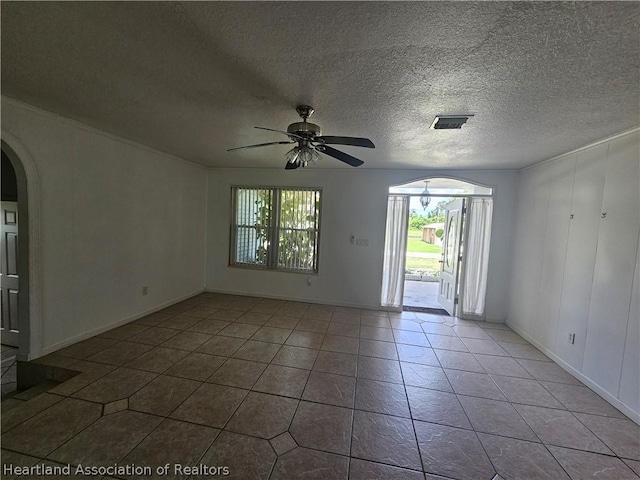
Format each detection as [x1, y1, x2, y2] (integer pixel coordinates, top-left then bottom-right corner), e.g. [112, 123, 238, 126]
[1, 2, 638, 169]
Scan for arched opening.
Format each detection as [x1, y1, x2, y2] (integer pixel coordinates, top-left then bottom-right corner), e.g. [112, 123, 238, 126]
[1, 140, 32, 379]
[382, 177, 494, 320]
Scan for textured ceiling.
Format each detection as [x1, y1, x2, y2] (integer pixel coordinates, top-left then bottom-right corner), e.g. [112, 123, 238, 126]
[1, 2, 638, 169]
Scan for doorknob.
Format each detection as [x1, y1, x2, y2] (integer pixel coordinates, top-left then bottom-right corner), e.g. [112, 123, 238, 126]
[601, 212, 607, 218]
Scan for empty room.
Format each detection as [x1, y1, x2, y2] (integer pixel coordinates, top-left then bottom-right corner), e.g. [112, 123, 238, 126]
[1, 2, 639, 479]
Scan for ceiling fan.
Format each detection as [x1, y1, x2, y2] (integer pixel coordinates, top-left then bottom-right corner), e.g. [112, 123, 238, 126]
[227, 105, 375, 169]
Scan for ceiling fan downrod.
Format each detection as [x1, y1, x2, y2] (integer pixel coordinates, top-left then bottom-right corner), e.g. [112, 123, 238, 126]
[296, 105, 314, 122]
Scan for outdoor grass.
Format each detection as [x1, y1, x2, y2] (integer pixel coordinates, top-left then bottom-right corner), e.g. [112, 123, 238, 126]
[406, 237, 442, 254]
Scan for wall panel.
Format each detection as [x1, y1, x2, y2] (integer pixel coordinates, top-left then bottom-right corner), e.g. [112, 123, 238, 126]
[555, 144, 608, 369]
[508, 129, 640, 420]
[583, 132, 640, 394]
[619, 235, 640, 413]
[534, 156, 575, 347]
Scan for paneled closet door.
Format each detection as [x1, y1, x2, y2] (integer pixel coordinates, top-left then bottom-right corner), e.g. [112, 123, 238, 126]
[583, 132, 640, 394]
[534, 154, 576, 348]
[507, 169, 538, 331]
[618, 234, 639, 414]
[555, 144, 608, 369]
[514, 165, 553, 336]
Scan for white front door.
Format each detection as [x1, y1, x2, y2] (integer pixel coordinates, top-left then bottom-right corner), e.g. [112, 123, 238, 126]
[438, 199, 464, 315]
[1, 201, 20, 346]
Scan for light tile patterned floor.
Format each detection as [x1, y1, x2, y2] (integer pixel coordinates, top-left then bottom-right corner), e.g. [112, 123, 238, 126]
[1, 293, 639, 480]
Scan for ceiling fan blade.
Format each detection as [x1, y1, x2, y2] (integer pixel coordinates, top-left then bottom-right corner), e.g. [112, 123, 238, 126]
[316, 136, 375, 148]
[320, 145, 365, 167]
[285, 161, 300, 170]
[254, 126, 303, 140]
[227, 141, 294, 152]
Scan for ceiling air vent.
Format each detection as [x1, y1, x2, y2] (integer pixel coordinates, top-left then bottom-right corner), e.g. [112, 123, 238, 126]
[430, 115, 474, 130]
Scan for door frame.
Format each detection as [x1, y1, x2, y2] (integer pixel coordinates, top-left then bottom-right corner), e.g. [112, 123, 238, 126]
[385, 176, 495, 317]
[394, 192, 470, 314]
[1, 134, 42, 361]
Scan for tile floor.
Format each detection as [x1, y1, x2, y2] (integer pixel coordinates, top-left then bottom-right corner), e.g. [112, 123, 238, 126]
[1, 293, 639, 480]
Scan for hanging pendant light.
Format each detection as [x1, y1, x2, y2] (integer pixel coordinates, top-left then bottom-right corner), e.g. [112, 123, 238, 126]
[420, 180, 431, 210]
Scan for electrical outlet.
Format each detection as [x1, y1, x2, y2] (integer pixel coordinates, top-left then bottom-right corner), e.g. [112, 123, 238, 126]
[568, 333, 575, 344]
[142, 286, 148, 296]
[307, 277, 312, 287]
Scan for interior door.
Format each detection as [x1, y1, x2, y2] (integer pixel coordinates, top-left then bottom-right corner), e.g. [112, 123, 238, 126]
[438, 199, 464, 315]
[1, 201, 20, 346]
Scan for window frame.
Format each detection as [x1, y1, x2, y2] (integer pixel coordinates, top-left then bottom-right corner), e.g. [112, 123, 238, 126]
[229, 186, 323, 274]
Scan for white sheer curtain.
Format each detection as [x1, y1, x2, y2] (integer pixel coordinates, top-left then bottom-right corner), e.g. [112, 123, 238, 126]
[381, 195, 409, 308]
[462, 197, 493, 316]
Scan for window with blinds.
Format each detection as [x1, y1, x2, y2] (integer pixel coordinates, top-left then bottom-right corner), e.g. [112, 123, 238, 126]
[230, 187, 321, 273]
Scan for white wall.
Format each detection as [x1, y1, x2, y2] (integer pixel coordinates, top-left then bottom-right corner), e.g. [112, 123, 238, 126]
[508, 129, 640, 421]
[205, 168, 518, 322]
[1, 98, 208, 356]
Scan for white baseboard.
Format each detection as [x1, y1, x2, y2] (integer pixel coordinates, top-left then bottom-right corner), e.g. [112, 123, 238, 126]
[507, 322, 640, 425]
[39, 289, 205, 357]
[204, 288, 382, 311]
[484, 318, 506, 324]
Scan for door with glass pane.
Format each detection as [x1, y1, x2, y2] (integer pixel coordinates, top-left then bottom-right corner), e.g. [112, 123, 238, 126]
[438, 199, 464, 315]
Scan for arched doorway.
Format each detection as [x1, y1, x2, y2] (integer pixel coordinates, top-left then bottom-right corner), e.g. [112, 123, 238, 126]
[1, 140, 32, 363]
[382, 177, 494, 319]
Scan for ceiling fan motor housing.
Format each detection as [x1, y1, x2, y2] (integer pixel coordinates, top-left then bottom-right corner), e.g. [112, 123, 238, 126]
[287, 121, 322, 138]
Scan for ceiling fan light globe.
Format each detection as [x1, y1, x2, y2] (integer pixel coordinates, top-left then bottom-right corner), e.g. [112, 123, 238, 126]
[286, 146, 301, 163]
[310, 148, 321, 164]
[298, 147, 315, 166]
